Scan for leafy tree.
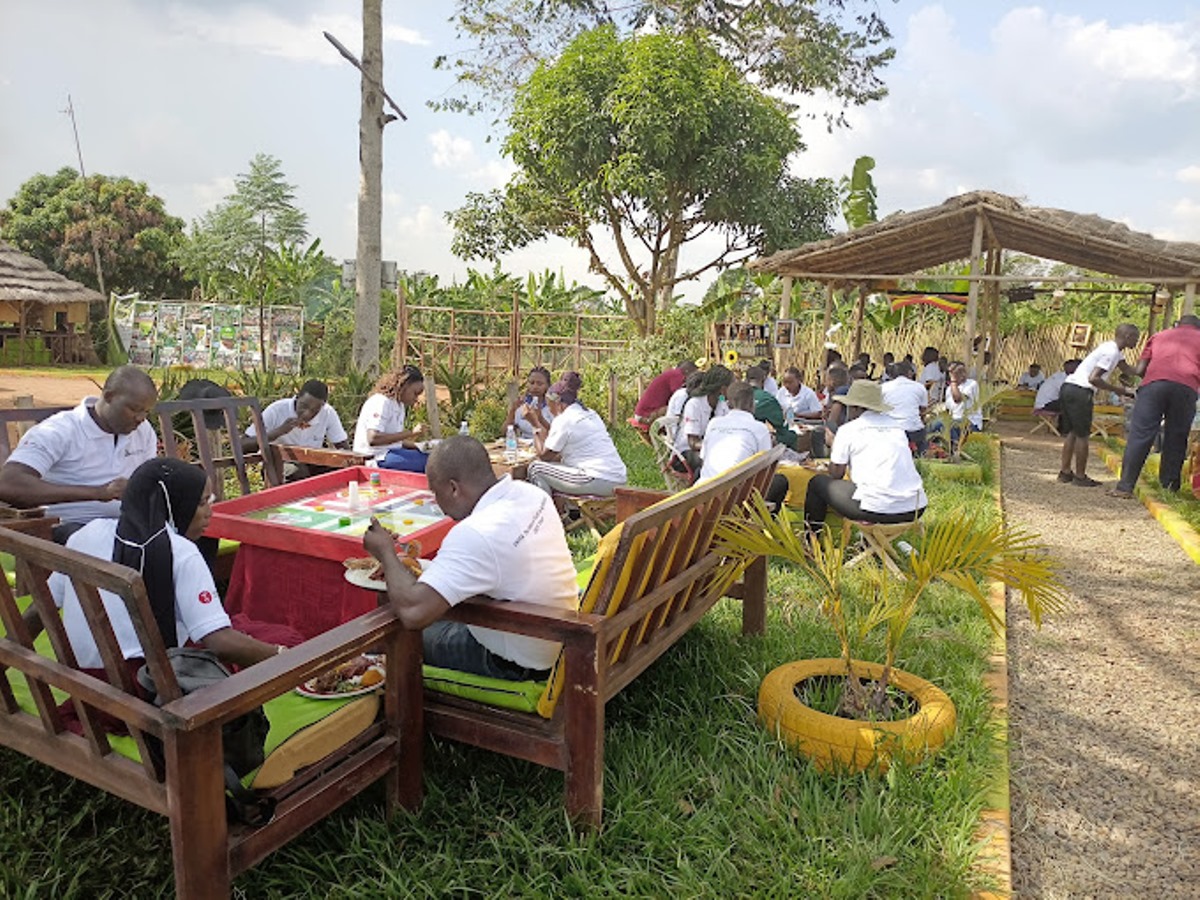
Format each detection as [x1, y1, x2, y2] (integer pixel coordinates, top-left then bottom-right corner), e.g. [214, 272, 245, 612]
[0, 167, 189, 297]
[434, 0, 896, 122]
[173, 153, 309, 298]
[448, 28, 838, 335]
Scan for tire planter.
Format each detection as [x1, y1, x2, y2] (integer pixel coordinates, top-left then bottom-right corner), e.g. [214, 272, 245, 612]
[758, 658, 957, 773]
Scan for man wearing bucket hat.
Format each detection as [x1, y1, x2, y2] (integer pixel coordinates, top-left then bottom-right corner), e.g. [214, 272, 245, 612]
[804, 380, 927, 529]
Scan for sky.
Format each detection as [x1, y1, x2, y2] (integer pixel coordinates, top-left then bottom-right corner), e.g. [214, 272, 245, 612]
[2, 1, 1200, 304]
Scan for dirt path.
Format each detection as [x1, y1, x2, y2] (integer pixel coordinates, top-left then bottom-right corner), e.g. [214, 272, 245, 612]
[999, 423, 1200, 898]
[0, 371, 105, 407]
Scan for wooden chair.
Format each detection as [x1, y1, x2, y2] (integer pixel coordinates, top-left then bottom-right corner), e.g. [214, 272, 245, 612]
[648, 415, 692, 493]
[155, 397, 281, 501]
[0, 405, 71, 466]
[845, 519, 924, 577]
[1030, 408, 1061, 436]
[0, 527, 413, 900]
[397, 446, 784, 828]
[554, 492, 617, 541]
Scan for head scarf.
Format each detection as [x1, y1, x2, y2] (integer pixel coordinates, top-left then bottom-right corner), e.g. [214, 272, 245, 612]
[548, 371, 583, 406]
[112, 458, 208, 649]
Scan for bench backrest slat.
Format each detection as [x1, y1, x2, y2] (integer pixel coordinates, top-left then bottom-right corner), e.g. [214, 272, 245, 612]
[0, 406, 71, 466]
[155, 397, 280, 501]
[0, 528, 180, 779]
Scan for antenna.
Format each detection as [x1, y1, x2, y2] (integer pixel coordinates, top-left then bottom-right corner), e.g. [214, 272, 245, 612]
[60, 94, 106, 297]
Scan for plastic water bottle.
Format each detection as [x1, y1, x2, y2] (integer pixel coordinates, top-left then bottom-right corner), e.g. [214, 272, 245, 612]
[459, 420, 470, 436]
[784, 405, 795, 430]
[504, 424, 518, 463]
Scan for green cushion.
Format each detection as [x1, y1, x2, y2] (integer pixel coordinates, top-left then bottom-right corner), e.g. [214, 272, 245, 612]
[422, 665, 545, 712]
[217, 539, 240, 557]
[2, 595, 363, 768]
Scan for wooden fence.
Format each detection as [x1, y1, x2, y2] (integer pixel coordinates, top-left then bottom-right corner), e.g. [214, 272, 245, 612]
[394, 303, 634, 382]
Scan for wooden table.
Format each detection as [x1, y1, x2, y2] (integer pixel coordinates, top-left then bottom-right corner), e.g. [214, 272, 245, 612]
[775, 461, 829, 508]
[205, 467, 453, 638]
[270, 444, 373, 468]
[484, 439, 538, 478]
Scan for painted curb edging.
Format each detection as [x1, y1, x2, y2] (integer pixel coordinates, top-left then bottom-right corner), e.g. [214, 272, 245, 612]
[1097, 445, 1200, 565]
[972, 438, 1012, 899]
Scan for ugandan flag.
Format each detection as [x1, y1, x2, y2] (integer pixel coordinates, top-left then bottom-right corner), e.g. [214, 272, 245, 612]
[889, 293, 967, 314]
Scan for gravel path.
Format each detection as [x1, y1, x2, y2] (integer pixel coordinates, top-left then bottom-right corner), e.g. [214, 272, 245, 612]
[1000, 425, 1200, 898]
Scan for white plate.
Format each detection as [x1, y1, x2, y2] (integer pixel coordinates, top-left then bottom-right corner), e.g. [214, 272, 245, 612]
[344, 567, 387, 591]
[294, 655, 385, 700]
[415, 439, 441, 453]
[294, 681, 382, 700]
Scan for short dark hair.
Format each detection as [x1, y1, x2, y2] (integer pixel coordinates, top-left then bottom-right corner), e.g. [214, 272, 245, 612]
[299, 379, 329, 401]
[725, 381, 756, 411]
[426, 435, 494, 489]
[745, 365, 766, 386]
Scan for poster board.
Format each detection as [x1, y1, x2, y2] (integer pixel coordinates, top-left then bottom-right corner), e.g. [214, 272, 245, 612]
[113, 301, 303, 370]
[713, 321, 771, 368]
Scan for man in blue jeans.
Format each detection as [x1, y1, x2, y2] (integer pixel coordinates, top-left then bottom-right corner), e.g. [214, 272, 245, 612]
[363, 435, 579, 681]
[1109, 315, 1200, 498]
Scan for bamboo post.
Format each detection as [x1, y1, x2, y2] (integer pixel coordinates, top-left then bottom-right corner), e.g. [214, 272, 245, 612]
[1164, 292, 1175, 329]
[820, 283, 834, 341]
[963, 210, 985, 366]
[1184, 282, 1196, 317]
[608, 370, 619, 425]
[777, 276, 793, 373]
[574, 315, 582, 371]
[423, 375, 442, 438]
[510, 293, 521, 378]
[850, 285, 867, 360]
[394, 279, 407, 368]
[448, 310, 457, 373]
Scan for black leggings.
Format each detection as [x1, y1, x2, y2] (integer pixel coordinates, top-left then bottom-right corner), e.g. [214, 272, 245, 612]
[804, 475, 924, 528]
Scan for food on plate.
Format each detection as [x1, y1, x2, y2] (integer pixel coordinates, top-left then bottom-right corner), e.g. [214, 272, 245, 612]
[302, 654, 385, 695]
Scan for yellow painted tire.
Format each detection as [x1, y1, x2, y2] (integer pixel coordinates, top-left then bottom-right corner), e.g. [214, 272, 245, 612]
[758, 658, 956, 773]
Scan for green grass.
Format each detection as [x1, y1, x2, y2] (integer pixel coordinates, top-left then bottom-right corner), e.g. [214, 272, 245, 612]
[0, 432, 1007, 898]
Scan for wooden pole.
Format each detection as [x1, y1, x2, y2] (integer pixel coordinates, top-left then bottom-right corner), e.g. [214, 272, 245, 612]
[352, 0, 384, 372]
[777, 276, 793, 373]
[608, 370, 619, 425]
[821, 283, 834, 339]
[423, 375, 442, 438]
[1184, 282, 1196, 317]
[574, 315, 582, 371]
[851, 285, 867, 360]
[448, 309, 457, 372]
[394, 278, 407, 368]
[510, 293, 521, 378]
[963, 210, 985, 366]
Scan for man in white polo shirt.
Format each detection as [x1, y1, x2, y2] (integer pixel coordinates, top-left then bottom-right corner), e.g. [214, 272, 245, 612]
[699, 382, 773, 480]
[1056, 323, 1139, 487]
[0, 365, 157, 541]
[363, 435, 578, 680]
[244, 379, 350, 480]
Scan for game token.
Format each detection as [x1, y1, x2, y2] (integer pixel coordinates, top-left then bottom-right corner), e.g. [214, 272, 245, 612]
[338, 516, 352, 527]
[314, 504, 325, 511]
[414, 499, 424, 505]
[403, 519, 414, 525]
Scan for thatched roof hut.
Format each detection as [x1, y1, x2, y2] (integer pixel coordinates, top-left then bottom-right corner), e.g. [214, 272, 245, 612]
[0, 240, 104, 365]
[751, 191, 1200, 368]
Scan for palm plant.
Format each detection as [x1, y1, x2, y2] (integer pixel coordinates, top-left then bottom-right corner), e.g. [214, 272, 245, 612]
[715, 495, 1068, 718]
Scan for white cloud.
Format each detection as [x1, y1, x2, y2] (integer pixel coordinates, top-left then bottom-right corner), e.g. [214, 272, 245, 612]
[428, 130, 474, 169]
[1160, 198, 1200, 241]
[166, 5, 427, 65]
[468, 159, 517, 189]
[189, 175, 236, 211]
[1177, 165, 1200, 184]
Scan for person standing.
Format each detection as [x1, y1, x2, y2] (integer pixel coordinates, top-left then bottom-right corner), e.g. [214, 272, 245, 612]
[628, 359, 697, 431]
[1109, 316, 1200, 498]
[1057, 324, 1139, 486]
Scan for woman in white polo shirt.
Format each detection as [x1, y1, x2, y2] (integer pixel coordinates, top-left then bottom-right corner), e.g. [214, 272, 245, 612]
[352, 365, 426, 459]
[29, 459, 280, 734]
[527, 371, 627, 497]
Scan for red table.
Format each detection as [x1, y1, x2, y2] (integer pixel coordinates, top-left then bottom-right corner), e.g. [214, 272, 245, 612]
[205, 467, 453, 639]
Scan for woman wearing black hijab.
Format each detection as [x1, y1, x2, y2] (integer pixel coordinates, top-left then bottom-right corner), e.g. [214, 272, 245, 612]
[48, 458, 280, 680]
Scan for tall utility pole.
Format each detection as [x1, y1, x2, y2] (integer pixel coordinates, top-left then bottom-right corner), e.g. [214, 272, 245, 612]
[353, 0, 384, 373]
[62, 95, 106, 297]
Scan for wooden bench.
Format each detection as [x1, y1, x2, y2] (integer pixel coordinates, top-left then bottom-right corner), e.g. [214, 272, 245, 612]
[0, 528, 417, 900]
[395, 445, 784, 828]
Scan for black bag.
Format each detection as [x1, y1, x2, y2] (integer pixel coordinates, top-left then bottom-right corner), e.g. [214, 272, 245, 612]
[137, 650, 275, 827]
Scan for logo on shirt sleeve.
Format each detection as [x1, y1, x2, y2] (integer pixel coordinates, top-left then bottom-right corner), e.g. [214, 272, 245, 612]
[198, 590, 214, 604]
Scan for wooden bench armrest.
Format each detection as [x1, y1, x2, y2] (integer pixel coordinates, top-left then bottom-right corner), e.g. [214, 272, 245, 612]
[0, 640, 170, 734]
[440, 597, 605, 641]
[162, 607, 402, 729]
[614, 487, 669, 522]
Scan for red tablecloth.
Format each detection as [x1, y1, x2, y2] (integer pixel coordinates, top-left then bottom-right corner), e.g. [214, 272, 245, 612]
[222, 545, 380, 640]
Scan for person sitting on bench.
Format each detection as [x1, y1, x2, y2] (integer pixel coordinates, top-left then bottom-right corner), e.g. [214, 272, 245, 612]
[804, 380, 927, 530]
[23, 458, 283, 734]
[363, 436, 579, 682]
[244, 379, 350, 480]
[527, 371, 627, 499]
[1034, 359, 1079, 424]
[0, 365, 158, 544]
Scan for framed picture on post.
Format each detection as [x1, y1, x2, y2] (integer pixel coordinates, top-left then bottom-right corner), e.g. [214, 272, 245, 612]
[774, 318, 796, 349]
[1067, 322, 1092, 349]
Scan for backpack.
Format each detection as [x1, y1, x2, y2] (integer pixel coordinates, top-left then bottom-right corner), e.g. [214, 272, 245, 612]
[137, 649, 275, 826]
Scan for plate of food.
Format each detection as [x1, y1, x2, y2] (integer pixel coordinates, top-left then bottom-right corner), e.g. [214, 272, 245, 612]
[295, 654, 386, 699]
[415, 439, 442, 453]
[343, 551, 426, 590]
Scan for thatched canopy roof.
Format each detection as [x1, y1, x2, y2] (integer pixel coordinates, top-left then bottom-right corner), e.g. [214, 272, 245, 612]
[752, 191, 1200, 282]
[0, 240, 105, 305]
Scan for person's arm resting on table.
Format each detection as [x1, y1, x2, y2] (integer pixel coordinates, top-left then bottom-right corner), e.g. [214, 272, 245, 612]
[0, 461, 126, 510]
[364, 518, 449, 629]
